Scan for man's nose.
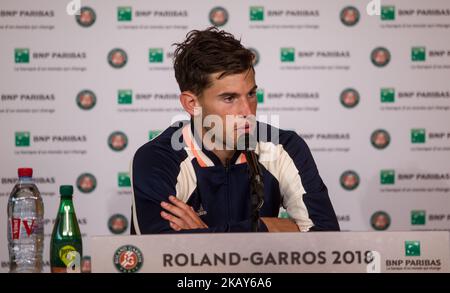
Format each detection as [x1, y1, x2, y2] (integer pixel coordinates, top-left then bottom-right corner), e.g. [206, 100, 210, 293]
[238, 97, 253, 117]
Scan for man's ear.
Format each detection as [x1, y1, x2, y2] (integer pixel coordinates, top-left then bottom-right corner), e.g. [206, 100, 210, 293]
[179, 91, 201, 116]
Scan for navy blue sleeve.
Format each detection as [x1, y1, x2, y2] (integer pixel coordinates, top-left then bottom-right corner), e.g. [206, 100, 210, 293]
[280, 131, 340, 231]
[131, 142, 267, 234]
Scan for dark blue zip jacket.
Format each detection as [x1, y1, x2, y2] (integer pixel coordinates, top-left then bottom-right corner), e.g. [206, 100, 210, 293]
[131, 120, 339, 234]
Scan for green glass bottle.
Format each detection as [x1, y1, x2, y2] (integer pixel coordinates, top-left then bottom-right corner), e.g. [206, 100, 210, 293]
[50, 185, 83, 273]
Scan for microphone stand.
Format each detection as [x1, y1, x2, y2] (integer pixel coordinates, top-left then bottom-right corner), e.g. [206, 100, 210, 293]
[244, 150, 265, 232]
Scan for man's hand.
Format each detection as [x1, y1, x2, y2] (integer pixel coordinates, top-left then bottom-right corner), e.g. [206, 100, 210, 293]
[160, 195, 208, 231]
[261, 217, 300, 232]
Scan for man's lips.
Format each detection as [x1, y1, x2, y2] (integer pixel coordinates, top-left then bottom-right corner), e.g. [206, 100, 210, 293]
[235, 122, 252, 130]
[235, 125, 252, 134]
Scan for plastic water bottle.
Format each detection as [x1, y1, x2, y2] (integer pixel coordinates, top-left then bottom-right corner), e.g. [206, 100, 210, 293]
[7, 168, 44, 273]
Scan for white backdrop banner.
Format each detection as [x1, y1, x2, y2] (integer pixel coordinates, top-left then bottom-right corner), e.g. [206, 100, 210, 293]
[1, 0, 450, 272]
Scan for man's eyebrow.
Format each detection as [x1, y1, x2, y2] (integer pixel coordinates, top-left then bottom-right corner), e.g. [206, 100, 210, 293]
[217, 92, 238, 97]
[247, 85, 258, 93]
[217, 85, 258, 97]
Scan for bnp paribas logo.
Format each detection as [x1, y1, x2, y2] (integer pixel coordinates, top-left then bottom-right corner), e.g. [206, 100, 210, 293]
[411, 128, 426, 144]
[149, 48, 163, 63]
[15, 48, 30, 64]
[108, 48, 128, 69]
[209, 7, 229, 27]
[114, 245, 143, 273]
[381, 5, 396, 21]
[370, 211, 391, 231]
[118, 89, 133, 105]
[15, 131, 30, 147]
[148, 130, 162, 141]
[340, 170, 360, 191]
[108, 214, 129, 235]
[405, 241, 421, 257]
[380, 169, 395, 185]
[381, 88, 395, 103]
[118, 172, 131, 187]
[76, 90, 97, 110]
[117, 6, 132, 22]
[248, 47, 260, 66]
[75, 7, 96, 27]
[371, 47, 391, 67]
[256, 88, 264, 104]
[340, 6, 360, 27]
[340, 88, 360, 109]
[108, 131, 128, 152]
[411, 210, 426, 226]
[280, 48, 295, 62]
[371, 129, 391, 150]
[250, 6, 264, 21]
[411, 47, 426, 62]
[76, 173, 97, 193]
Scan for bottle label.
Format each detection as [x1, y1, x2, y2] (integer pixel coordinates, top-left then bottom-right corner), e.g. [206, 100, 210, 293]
[10, 217, 36, 240]
[59, 245, 78, 266]
[51, 241, 82, 273]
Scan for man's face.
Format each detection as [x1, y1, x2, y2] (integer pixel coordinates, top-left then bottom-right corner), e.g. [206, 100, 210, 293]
[196, 69, 257, 150]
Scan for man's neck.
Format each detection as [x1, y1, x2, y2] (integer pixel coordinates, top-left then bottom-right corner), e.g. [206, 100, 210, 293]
[211, 149, 236, 167]
[196, 125, 236, 166]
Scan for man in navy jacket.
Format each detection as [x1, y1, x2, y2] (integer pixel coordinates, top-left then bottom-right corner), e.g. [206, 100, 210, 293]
[131, 27, 339, 234]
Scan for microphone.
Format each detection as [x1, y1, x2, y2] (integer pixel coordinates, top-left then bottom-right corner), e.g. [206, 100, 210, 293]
[240, 133, 262, 180]
[238, 134, 265, 232]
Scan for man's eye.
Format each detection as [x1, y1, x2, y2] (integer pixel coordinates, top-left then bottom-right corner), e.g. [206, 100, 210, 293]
[224, 96, 235, 102]
[248, 92, 256, 98]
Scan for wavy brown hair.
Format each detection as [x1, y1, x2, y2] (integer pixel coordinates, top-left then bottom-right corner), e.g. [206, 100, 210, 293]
[173, 27, 254, 97]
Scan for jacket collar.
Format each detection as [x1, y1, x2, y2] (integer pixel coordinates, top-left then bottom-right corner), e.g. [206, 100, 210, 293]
[183, 120, 246, 167]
